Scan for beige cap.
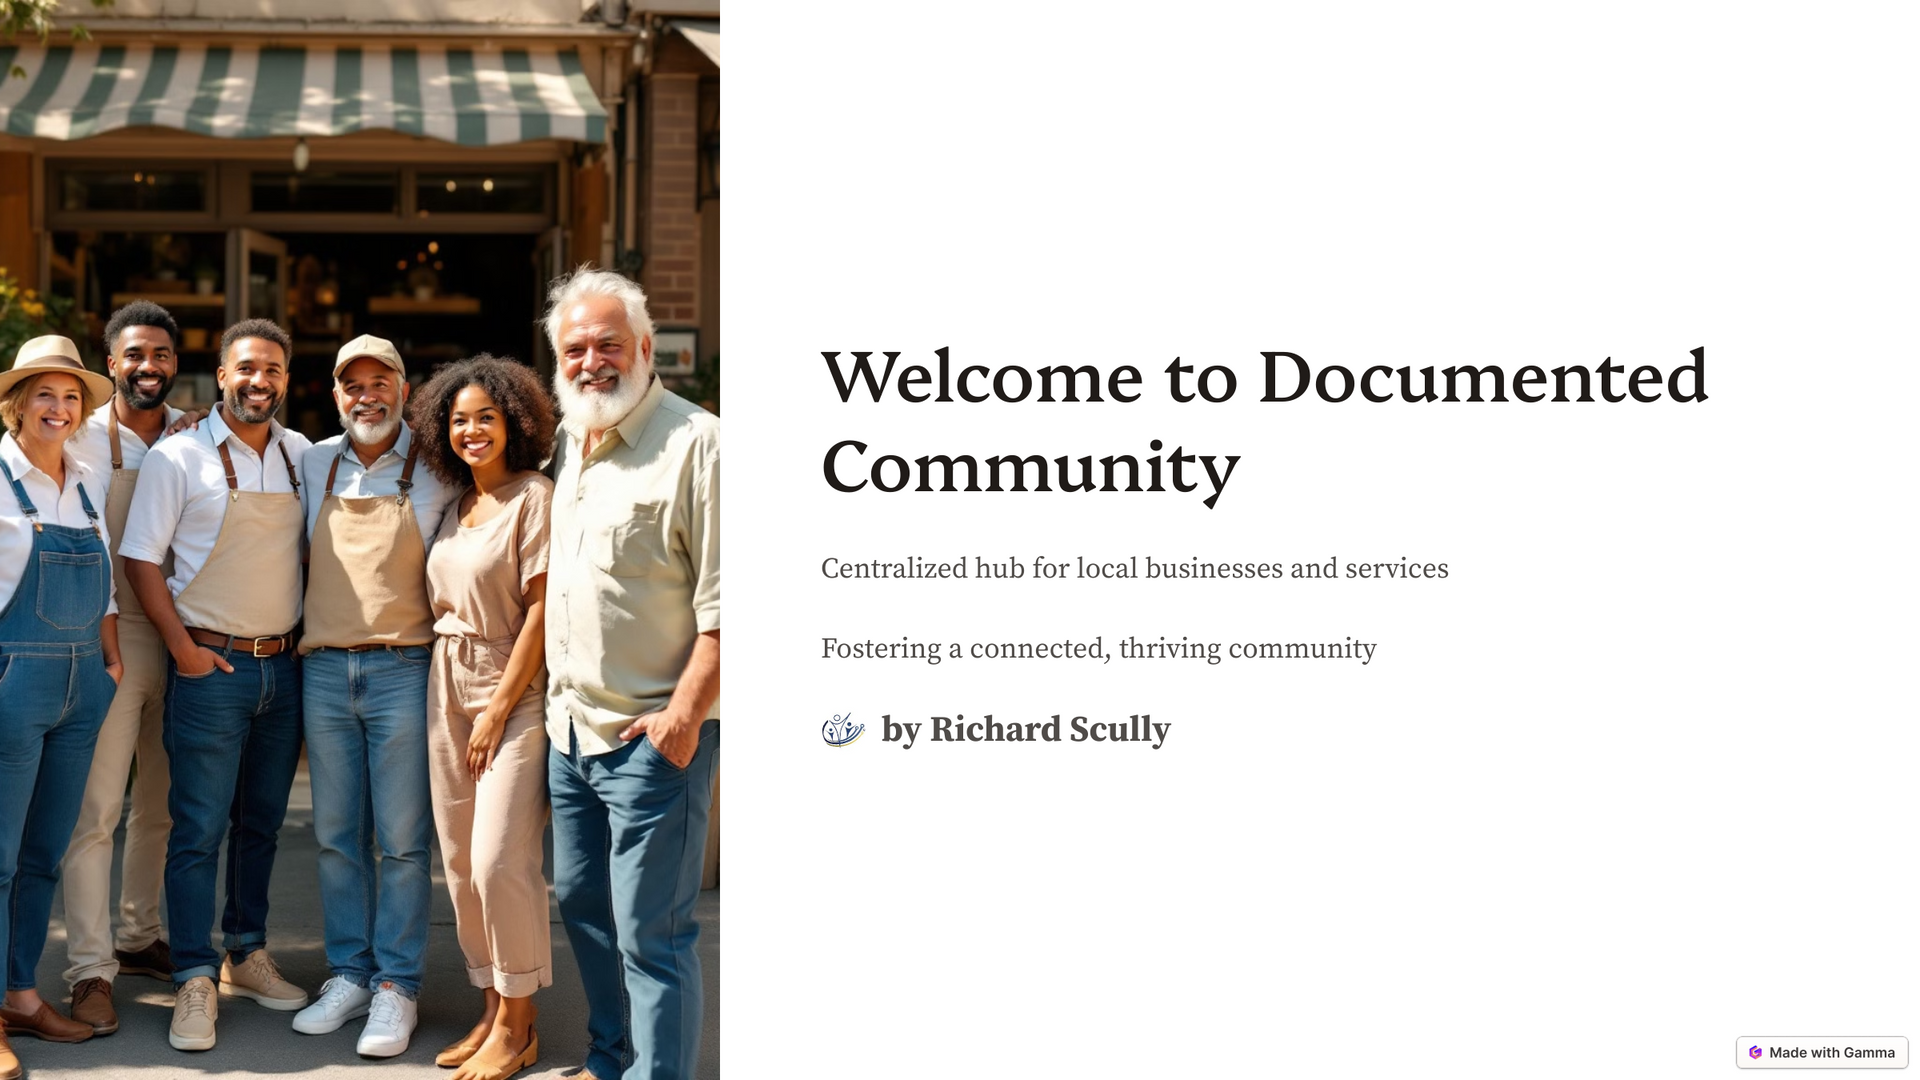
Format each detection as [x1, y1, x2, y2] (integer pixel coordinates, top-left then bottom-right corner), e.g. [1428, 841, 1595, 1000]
[333, 334, 406, 379]
[1, 335, 114, 409]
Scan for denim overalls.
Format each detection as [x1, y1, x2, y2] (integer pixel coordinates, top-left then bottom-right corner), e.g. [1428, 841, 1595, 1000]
[0, 455, 113, 990]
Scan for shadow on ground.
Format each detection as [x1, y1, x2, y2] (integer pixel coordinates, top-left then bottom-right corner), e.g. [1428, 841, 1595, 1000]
[23, 763, 720, 1079]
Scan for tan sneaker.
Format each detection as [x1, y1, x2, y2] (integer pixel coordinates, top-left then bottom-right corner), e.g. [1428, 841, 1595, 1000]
[169, 976, 217, 1051]
[219, 950, 309, 1012]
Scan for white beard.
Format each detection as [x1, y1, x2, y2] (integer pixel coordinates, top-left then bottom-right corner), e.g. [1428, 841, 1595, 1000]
[339, 406, 401, 448]
[555, 365, 649, 438]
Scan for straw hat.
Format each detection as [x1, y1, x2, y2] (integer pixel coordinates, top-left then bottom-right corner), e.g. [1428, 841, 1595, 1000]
[1, 336, 114, 410]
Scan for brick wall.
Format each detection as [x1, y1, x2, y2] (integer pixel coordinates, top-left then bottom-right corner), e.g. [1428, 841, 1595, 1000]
[641, 73, 700, 327]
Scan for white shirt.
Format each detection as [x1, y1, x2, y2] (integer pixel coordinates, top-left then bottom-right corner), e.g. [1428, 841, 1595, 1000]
[67, 400, 187, 479]
[300, 425, 456, 554]
[120, 407, 311, 600]
[0, 432, 115, 616]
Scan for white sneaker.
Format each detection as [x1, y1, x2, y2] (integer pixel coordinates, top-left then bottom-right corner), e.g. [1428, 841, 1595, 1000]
[291, 976, 373, 1035]
[169, 976, 218, 1051]
[355, 983, 417, 1058]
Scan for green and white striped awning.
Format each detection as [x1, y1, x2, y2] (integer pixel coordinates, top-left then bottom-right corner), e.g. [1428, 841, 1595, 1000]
[0, 44, 607, 145]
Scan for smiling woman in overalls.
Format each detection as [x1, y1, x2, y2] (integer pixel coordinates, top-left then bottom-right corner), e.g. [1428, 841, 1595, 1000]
[0, 337, 122, 1080]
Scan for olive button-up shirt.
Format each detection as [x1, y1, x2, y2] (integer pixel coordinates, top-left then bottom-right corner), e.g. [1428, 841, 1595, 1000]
[545, 376, 720, 756]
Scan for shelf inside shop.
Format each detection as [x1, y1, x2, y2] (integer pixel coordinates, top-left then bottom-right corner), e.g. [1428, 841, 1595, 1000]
[111, 292, 226, 308]
[367, 295, 481, 315]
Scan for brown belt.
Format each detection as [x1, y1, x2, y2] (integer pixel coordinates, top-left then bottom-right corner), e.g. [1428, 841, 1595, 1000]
[185, 626, 296, 658]
[324, 642, 424, 653]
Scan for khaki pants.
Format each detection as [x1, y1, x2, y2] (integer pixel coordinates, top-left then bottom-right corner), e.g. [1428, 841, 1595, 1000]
[61, 614, 170, 985]
[428, 636, 552, 997]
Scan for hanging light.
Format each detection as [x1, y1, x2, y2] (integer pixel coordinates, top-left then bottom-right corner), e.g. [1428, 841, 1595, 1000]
[293, 138, 311, 173]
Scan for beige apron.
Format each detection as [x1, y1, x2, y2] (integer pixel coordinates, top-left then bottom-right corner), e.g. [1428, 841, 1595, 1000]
[300, 441, 433, 652]
[171, 436, 304, 639]
[104, 407, 174, 621]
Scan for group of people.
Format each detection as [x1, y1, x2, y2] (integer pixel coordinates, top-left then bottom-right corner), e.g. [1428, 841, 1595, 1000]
[0, 267, 721, 1080]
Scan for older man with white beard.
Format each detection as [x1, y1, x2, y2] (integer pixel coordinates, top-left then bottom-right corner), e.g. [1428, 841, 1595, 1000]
[290, 336, 454, 1057]
[541, 268, 719, 1080]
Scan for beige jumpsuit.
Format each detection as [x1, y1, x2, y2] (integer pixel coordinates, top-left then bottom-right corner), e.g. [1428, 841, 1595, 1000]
[424, 472, 554, 997]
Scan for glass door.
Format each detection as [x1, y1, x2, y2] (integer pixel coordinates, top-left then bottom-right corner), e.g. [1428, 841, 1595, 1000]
[532, 225, 564, 382]
[228, 229, 290, 421]
[229, 228, 288, 325]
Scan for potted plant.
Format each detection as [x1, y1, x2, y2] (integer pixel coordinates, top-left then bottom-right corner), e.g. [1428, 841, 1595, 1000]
[193, 260, 219, 296]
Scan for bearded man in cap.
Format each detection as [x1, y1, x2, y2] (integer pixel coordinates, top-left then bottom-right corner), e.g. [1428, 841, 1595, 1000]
[289, 335, 454, 1057]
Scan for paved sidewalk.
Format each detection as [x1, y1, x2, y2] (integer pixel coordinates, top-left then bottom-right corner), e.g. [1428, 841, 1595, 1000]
[23, 763, 721, 1079]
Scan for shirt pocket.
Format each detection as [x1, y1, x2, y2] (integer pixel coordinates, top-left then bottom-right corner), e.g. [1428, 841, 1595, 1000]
[592, 501, 670, 578]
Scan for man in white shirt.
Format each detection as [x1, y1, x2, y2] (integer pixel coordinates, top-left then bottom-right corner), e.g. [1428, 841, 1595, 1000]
[58, 301, 189, 1038]
[289, 336, 454, 1056]
[120, 319, 314, 1052]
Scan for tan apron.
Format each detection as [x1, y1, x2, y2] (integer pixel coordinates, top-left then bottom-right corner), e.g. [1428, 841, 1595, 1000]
[104, 406, 173, 621]
[170, 436, 304, 639]
[300, 441, 433, 652]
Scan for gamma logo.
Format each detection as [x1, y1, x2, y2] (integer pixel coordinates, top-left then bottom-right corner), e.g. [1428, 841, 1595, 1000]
[1749, 1046, 1763, 1060]
[823, 712, 864, 747]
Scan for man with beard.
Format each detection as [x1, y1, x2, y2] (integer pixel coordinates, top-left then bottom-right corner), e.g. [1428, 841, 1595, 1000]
[289, 336, 452, 1056]
[120, 318, 313, 1052]
[57, 301, 190, 1037]
[541, 268, 719, 1080]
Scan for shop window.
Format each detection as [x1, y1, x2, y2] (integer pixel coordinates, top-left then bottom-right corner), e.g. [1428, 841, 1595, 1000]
[251, 171, 399, 214]
[58, 170, 208, 213]
[415, 172, 544, 215]
[51, 230, 230, 408]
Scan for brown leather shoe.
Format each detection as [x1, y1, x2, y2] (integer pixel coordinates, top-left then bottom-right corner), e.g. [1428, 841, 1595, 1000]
[114, 939, 174, 982]
[1, 1000, 94, 1042]
[0, 1029, 19, 1080]
[69, 978, 117, 1036]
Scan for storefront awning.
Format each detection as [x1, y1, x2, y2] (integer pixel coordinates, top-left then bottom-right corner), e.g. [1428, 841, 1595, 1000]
[669, 20, 720, 67]
[0, 44, 608, 145]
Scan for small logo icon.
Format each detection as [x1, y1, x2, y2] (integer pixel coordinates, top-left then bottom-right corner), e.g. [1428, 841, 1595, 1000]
[823, 712, 864, 747]
[1749, 1046, 1763, 1060]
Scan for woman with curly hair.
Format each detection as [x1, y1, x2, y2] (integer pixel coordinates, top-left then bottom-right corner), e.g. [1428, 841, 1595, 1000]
[409, 355, 556, 1080]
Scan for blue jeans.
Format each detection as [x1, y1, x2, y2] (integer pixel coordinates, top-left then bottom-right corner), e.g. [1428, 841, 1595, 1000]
[163, 651, 304, 985]
[0, 644, 113, 989]
[551, 721, 719, 1080]
[302, 646, 433, 994]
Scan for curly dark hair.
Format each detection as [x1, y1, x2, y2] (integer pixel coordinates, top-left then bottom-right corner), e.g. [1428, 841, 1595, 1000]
[104, 300, 180, 356]
[408, 354, 556, 486]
